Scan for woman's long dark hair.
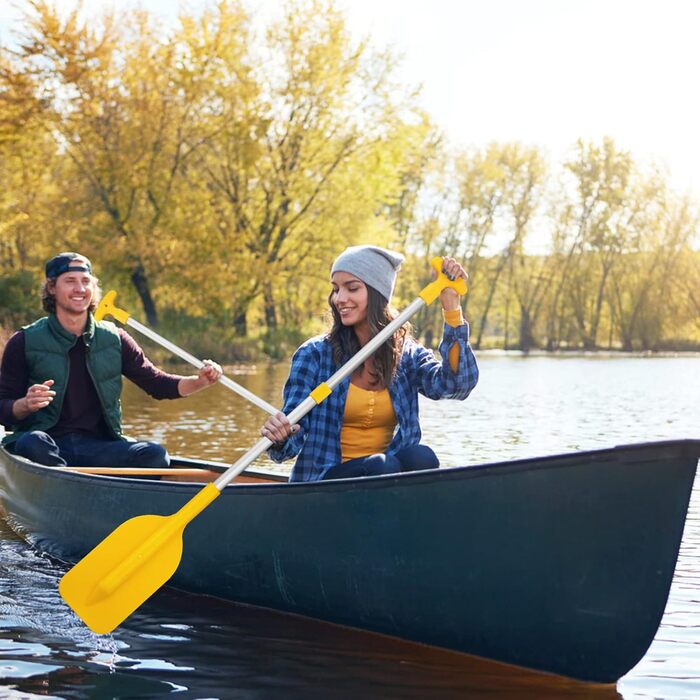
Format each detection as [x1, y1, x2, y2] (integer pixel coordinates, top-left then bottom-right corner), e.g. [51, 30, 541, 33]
[326, 284, 412, 388]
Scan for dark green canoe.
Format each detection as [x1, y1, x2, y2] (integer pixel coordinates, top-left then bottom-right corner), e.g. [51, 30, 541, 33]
[1, 439, 698, 683]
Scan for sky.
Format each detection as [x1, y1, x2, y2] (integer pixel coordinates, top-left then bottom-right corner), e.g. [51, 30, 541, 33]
[2, 0, 699, 198]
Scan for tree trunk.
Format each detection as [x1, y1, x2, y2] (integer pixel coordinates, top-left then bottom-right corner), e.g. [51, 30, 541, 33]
[263, 280, 277, 330]
[544, 294, 560, 351]
[475, 255, 507, 349]
[518, 305, 536, 353]
[582, 335, 596, 350]
[590, 263, 612, 348]
[232, 311, 247, 337]
[503, 287, 510, 350]
[130, 261, 158, 327]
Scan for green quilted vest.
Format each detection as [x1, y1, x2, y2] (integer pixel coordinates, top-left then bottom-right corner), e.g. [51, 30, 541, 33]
[4, 313, 123, 444]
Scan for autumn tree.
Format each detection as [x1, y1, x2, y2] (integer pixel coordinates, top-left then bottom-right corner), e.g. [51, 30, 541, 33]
[609, 182, 699, 350]
[0, 49, 64, 324]
[427, 143, 545, 349]
[1, 1, 253, 324]
[189, 0, 429, 334]
[544, 138, 634, 349]
[407, 144, 507, 346]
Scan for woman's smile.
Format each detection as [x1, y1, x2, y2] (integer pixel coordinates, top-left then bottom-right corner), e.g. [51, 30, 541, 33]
[331, 271, 368, 326]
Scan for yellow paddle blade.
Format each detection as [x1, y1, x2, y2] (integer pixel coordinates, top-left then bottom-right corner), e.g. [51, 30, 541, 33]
[59, 514, 183, 634]
[60, 483, 220, 634]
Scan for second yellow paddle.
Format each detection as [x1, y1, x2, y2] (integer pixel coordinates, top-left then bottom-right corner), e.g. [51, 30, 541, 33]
[95, 290, 277, 415]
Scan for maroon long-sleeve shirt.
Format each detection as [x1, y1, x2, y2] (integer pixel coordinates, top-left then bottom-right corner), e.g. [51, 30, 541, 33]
[0, 328, 184, 438]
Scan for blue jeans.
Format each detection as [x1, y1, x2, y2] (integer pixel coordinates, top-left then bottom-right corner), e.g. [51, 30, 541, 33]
[12, 431, 169, 468]
[322, 444, 439, 480]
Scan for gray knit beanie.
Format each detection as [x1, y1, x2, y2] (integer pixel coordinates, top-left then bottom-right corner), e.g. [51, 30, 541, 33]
[331, 245, 405, 302]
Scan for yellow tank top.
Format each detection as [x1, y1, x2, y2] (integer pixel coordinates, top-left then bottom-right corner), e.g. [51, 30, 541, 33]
[340, 383, 397, 462]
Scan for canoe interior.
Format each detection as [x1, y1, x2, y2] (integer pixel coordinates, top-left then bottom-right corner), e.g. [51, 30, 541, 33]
[0, 435, 288, 483]
[170, 455, 288, 483]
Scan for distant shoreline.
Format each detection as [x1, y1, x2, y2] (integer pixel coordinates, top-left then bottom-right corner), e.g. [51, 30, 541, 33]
[2, 322, 699, 363]
[473, 348, 700, 359]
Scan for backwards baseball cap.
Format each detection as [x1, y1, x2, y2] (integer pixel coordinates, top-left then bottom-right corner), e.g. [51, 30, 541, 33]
[45, 252, 93, 279]
[331, 245, 404, 302]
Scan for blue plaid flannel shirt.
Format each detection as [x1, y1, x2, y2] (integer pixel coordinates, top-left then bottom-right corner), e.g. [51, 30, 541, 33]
[268, 322, 479, 482]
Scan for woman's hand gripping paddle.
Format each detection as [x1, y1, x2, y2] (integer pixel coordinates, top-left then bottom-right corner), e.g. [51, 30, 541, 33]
[59, 258, 466, 634]
[95, 290, 277, 415]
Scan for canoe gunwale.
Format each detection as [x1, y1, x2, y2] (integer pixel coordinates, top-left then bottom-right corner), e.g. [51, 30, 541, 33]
[2, 438, 698, 495]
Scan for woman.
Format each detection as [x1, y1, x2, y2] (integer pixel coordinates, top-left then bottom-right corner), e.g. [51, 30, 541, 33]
[261, 245, 478, 482]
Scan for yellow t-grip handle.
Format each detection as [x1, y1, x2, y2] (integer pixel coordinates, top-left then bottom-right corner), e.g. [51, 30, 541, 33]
[94, 290, 131, 324]
[418, 257, 468, 305]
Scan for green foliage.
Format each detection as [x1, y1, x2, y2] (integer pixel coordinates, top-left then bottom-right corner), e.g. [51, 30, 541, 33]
[260, 327, 310, 361]
[0, 270, 39, 328]
[154, 309, 261, 364]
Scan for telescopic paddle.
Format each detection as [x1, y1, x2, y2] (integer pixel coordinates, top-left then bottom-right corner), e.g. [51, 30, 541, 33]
[59, 258, 467, 634]
[94, 290, 277, 415]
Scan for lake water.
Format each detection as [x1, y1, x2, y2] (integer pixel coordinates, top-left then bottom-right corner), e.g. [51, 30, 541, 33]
[1, 354, 699, 698]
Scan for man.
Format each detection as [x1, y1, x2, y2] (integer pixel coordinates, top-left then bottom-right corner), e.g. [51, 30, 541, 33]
[0, 252, 222, 467]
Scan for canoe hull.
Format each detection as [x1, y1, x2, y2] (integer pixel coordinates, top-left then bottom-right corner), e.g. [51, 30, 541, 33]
[1, 439, 698, 683]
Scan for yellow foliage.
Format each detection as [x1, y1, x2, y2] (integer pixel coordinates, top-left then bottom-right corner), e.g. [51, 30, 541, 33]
[1, 3, 698, 353]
